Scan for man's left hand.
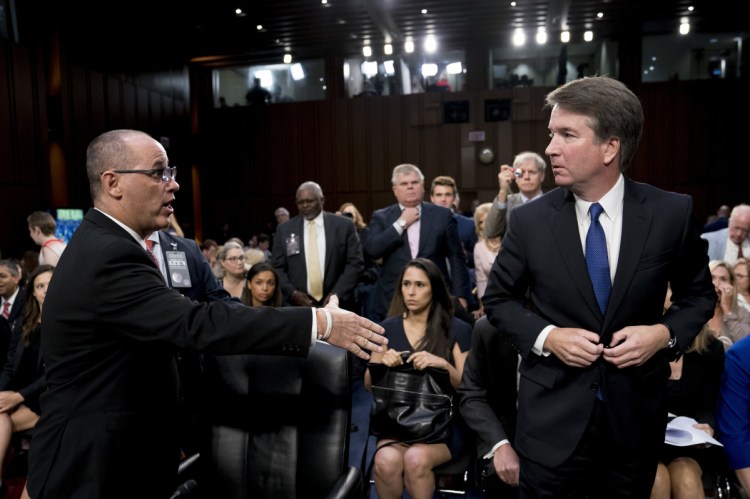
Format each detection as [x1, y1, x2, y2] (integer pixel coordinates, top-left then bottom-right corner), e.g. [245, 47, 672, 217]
[602, 324, 670, 367]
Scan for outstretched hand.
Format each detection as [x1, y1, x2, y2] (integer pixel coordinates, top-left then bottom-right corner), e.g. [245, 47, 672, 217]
[322, 295, 386, 359]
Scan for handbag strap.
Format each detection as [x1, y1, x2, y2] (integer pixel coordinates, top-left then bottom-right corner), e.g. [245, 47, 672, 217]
[361, 413, 453, 498]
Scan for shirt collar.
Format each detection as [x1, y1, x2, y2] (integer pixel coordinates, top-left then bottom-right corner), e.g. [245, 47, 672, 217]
[573, 173, 625, 222]
[95, 208, 153, 250]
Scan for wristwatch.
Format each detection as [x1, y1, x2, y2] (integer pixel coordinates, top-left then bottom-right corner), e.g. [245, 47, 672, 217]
[663, 323, 681, 361]
[397, 219, 407, 229]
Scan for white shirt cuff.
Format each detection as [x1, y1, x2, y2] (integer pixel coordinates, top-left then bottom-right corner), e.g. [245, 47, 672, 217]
[532, 325, 555, 356]
[393, 221, 405, 235]
[310, 309, 318, 345]
[483, 439, 510, 459]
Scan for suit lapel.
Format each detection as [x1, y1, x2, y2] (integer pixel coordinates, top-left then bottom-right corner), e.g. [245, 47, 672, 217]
[549, 191, 602, 320]
[603, 181, 651, 330]
[322, 213, 334, 278]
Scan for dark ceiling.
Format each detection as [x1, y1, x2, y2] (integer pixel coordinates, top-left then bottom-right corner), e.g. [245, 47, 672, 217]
[25, 0, 745, 69]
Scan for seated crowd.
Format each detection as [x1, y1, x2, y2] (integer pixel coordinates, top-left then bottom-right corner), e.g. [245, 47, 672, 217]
[3, 178, 749, 499]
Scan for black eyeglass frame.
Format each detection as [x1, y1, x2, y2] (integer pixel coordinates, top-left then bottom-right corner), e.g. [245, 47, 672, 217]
[110, 167, 177, 182]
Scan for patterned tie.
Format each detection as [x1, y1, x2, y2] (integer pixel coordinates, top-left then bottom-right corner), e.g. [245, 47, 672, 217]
[586, 203, 611, 314]
[739, 244, 745, 259]
[1, 301, 9, 320]
[145, 239, 159, 266]
[306, 221, 323, 301]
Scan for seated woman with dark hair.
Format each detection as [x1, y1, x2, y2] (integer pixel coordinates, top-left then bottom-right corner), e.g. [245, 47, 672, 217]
[241, 262, 282, 307]
[0, 264, 54, 494]
[365, 258, 472, 499]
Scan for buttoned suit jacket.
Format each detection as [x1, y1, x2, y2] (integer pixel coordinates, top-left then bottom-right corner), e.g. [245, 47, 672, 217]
[455, 212, 478, 268]
[272, 211, 363, 308]
[0, 321, 44, 405]
[483, 178, 715, 468]
[27, 209, 313, 499]
[0, 285, 25, 373]
[364, 202, 470, 321]
[458, 316, 518, 458]
[484, 193, 525, 239]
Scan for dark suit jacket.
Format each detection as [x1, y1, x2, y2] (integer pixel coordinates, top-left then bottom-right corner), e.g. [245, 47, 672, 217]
[483, 178, 715, 468]
[272, 212, 363, 307]
[27, 209, 314, 499]
[454, 212, 477, 268]
[458, 316, 518, 457]
[0, 286, 27, 371]
[364, 202, 470, 321]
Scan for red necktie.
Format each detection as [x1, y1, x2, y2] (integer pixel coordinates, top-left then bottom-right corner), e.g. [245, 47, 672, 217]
[739, 244, 745, 259]
[145, 240, 159, 266]
[1, 302, 9, 319]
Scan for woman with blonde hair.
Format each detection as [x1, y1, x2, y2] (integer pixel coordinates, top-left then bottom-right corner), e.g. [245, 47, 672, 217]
[707, 260, 750, 349]
[733, 257, 750, 312]
[338, 202, 367, 231]
[472, 202, 501, 319]
[215, 241, 247, 298]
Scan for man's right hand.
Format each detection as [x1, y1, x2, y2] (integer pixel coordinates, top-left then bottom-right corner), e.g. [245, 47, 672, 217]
[493, 444, 520, 487]
[321, 295, 387, 360]
[400, 206, 420, 227]
[496, 164, 515, 202]
[545, 327, 603, 367]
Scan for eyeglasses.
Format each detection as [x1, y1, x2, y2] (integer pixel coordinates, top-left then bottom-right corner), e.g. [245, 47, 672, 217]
[224, 256, 245, 263]
[110, 166, 177, 182]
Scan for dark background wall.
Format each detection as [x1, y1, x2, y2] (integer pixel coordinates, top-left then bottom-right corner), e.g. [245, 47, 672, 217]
[0, 32, 747, 258]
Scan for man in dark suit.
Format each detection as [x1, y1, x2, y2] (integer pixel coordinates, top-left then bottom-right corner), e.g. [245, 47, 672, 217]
[364, 164, 470, 322]
[151, 229, 236, 456]
[0, 260, 26, 371]
[483, 151, 547, 240]
[272, 181, 363, 311]
[483, 77, 715, 498]
[458, 316, 520, 498]
[430, 175, 477, 311]
[26, 129, 386, 499]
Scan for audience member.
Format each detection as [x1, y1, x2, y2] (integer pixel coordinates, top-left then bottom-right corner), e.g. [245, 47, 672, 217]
[365, 258, 471, 499]
[430, 175, 478, 268]
[702, 204, 750, 265]
[708, 260, 750, 349]
[245, 77, 272, 106]
[164, 213, 185, 237]
[339, 202, 380, 321]
[0, 260, 26, 371]
[703, 204, 731, 233]
[274, 206, 290, 225]
[244, 247, 266, 272]
[735, 258, 750, 312]
[241, 262, 283, 307]
[151, 228, 237, 456]
[0, 265, 52, 495]
[716, 334, 750, 494]
[200, 238, 219, 266]
[483, 76, 715, 497]
[215, 241, 247, 298]
[458, 316, 520, 497]
[472, 202, 500, 319]
[257, 233, 272, 261]
[272, 181, 363, 310]
[364, 164, 470, 322]
[246, 234, 258, 249]
[484, 151, 547, 240]
[651, 286, 726, 499]
[430, 175, 477, 312]
[27, 211, 66, 266]
[25, 129, 385, 498]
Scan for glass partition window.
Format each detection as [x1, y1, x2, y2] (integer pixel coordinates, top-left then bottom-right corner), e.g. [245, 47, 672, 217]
[344, 50, 466, 97]
[213, 60, 326, 108]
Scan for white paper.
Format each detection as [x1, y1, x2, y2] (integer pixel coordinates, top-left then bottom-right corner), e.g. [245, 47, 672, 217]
[665, 416, 723, 447]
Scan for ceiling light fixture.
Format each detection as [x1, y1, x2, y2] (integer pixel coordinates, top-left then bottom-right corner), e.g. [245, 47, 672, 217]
[421, 63, 438, 77]
[679, 18, 690, 35]
[290, 63, 305, 80]
[384, 44, 393, 55]
[446, 62, 462, 75]
[561, 30, 570, 43]
[404, 39, 415, 53]
[424, 35, 437, 53]
[283, 54, 292, 64]
[512, 28, 526, 47]
[536, 27, 547, 45]
[363, 45, 372, 57]
[583, 30, 594, 42]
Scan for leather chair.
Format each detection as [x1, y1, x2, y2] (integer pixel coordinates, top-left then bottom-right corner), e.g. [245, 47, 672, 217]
[198, 340, 363, 499]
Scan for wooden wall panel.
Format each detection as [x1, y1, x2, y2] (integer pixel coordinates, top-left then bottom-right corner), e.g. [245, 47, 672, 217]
[0, 43, 14, 183]
[89, 72, 106, 136]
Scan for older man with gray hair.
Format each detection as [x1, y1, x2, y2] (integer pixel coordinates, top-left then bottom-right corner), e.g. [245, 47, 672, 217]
[702, 204, 750, 265]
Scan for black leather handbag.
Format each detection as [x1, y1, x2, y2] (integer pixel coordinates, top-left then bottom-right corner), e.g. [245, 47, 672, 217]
[368, 360, 454, 444]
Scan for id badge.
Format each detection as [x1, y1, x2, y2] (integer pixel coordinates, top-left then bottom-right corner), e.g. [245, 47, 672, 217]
[286, 233, 301, 256]
[165, 251, 192, 288]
